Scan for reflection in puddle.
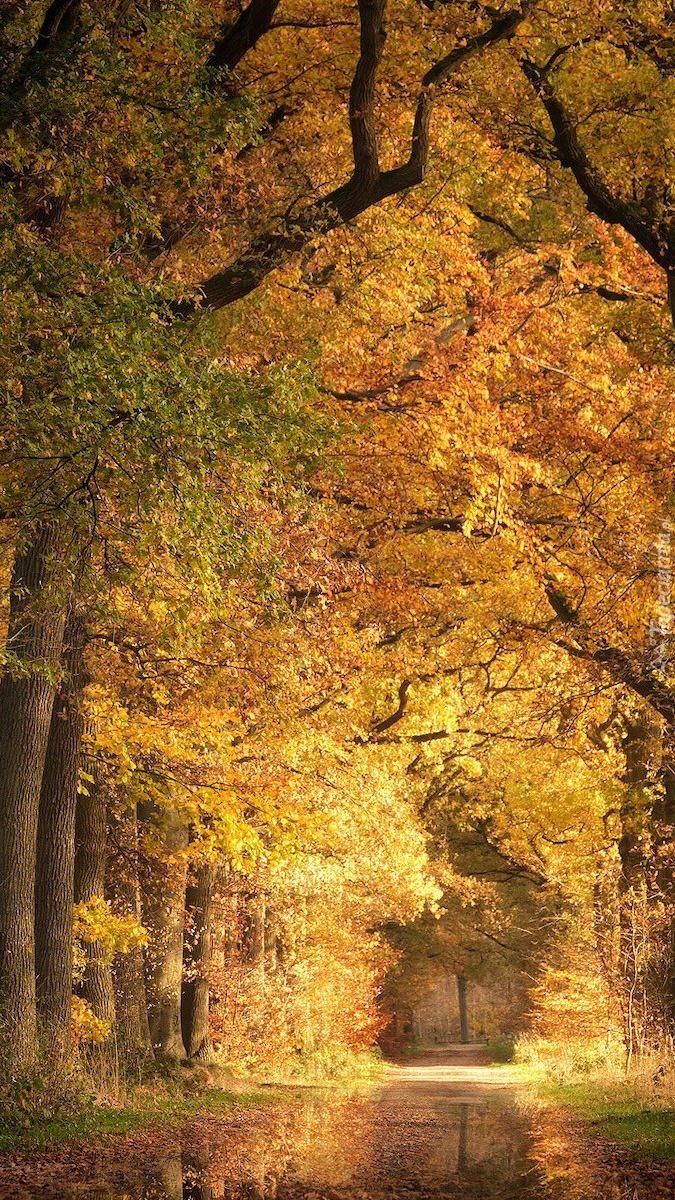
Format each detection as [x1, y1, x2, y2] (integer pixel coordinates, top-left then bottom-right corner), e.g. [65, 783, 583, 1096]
[137, 1091, 540, 1200]
[0, 1067, 651, 1200]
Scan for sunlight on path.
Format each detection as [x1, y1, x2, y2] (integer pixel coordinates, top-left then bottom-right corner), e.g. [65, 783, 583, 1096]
[383, 1043, 519, 1088]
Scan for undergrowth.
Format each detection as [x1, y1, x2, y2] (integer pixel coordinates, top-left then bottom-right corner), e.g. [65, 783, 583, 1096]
[259, 1046, 385, 1085]
[0, 1029, 274, 1154]
[516, 1035, 675, 1159]
[0, 1033, 384, 1154]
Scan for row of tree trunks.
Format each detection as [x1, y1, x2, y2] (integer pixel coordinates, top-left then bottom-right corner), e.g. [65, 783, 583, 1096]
[0, 530, 231, 1067]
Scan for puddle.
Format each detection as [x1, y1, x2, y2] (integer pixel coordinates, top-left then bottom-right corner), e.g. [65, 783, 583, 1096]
[0, 1050, 656, 1200]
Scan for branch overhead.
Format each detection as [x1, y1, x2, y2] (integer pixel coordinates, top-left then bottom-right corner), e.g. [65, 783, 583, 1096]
[208, 0, 282, 75]
[519, 53, 675, 322]
[191, 0, 535, 313]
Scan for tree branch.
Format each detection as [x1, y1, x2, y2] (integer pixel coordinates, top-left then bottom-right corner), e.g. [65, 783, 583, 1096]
[184, 0, 534, 313]
[29, 0, 80, 57]
[544, 585, 675, 728]
[208, 0, 282, 75]
[519, 57, 670, 279]
[371, 679, 412, 734]
[4, 0, 81, 104]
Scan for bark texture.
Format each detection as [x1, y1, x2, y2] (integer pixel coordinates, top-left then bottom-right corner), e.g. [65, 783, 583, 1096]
[0, 525, 66, 1063]
[208, 0, 281, 75]
[74, 766, 116, 1024]
[35, 610, 87, 1048]
[182, 862, 215, 1062]
[142, 806, 189, 1058]
[111, 802, 152, 1055]
[456, 974, 469, 1043]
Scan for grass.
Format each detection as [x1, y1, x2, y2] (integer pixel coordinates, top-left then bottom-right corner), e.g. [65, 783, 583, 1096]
[0, 1080, 280, 1154]
[258, 1046, 386, 1085]
[515, 1037, 675, 1160]
[0, 1049, 386, 1155]
[538, 1079, 675, 1159]
[485, 1037, 516, 1063]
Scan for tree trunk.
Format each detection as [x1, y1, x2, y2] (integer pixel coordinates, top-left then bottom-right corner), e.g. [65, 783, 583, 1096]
[74, 767, 116, 1024]
[0, 525, 66, 1064]
[142, 806, 188, 1058]
[457, 1103, 469, 1172]
[618, 712, 659, 1060]
[265, 903, 279, 975]
[652, 734, 675, 1035]
[182, 1147, 213, 1200]
[246, 890, 265, 991]
[182, 861, 215, 1062]
[111, 802, 152, 1056]
[456, 974, 469, 1044]
[34, 610, 86, 1051]
[153, 1155, 184, 1200]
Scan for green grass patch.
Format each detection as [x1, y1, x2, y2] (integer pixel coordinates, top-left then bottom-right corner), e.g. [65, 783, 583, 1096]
[486, 1038, 515, 1063]
[0, 1082, 282, 1155]
[0, 1050, 386, 1155]
[540, 1079, 675, 1160]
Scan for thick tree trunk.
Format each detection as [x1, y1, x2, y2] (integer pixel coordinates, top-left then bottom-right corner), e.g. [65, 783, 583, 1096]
[153, 1156, 184, 1200]
[111, 802, 152, 1056]
[456, 974, 469, 1044]
[142, 806, 189, 1058]
[183, 1147, 213, 1200]
[618, 716, 656, 895]
[0, 525, 66, 1063]
[182, 861, 215, 1063]
[74, 768, 116, 1024]
[35, 611, 86, 1051]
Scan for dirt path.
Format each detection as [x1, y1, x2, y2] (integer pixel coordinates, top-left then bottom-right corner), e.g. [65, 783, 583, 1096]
[0, 1046, 667, 1199]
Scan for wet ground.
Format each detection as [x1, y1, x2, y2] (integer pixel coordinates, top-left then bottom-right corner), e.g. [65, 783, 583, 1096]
[0, 1046, 668, 1200]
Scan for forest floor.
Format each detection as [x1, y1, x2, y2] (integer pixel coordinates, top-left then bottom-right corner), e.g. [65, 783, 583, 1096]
[0, 1045, 674, 1199]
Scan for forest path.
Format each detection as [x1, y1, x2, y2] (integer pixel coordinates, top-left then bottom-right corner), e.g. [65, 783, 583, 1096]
[0, 1046, 662, 1200]
[384, 1042, 520, 1087]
